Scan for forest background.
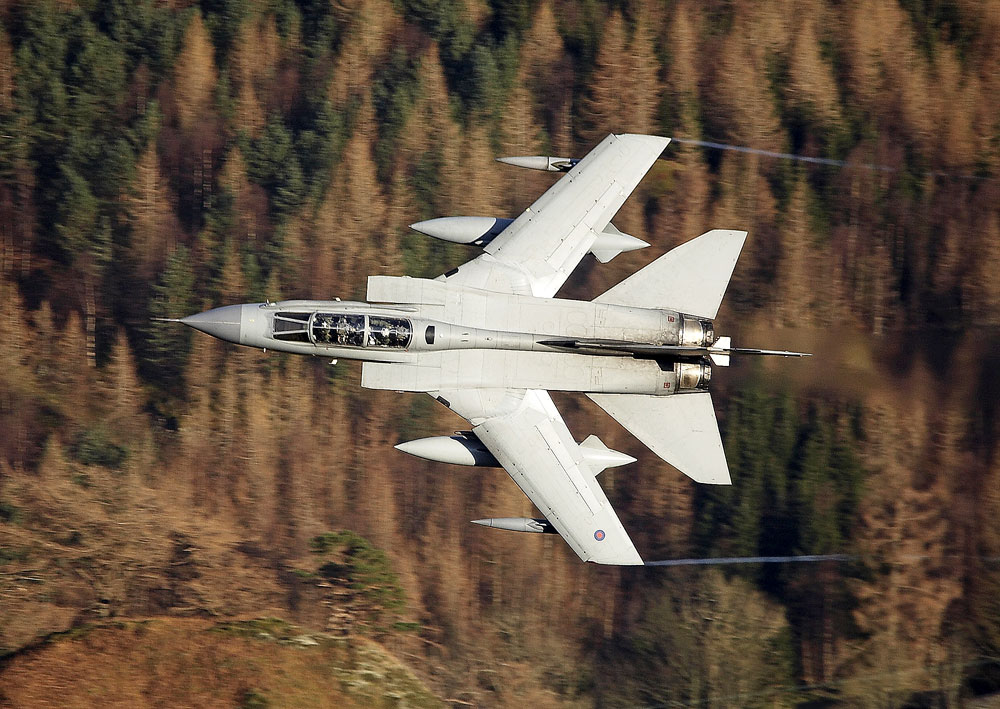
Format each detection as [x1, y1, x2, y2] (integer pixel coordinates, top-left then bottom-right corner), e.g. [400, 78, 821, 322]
[1, 0, 999, 706]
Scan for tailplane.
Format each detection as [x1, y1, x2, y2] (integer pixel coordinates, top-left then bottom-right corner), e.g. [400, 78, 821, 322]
[587, 392, 730, 485]
[594, 229, 746, 318]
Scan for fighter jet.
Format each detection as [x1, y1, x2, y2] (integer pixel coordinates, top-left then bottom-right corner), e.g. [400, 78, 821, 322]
[175, 133, 808, 566]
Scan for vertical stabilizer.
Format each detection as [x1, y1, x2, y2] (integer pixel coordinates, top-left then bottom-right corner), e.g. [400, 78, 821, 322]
[709, 336, 731, 367]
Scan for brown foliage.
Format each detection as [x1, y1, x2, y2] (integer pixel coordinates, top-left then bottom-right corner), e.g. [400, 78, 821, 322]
[171, 14, 218, 131]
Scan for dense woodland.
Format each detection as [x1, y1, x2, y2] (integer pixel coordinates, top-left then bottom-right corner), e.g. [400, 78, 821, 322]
[1, 0, 999, 705]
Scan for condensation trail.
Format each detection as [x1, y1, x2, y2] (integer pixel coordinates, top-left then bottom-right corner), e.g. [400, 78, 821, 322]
[668, 136, 986, 180]
[643, 553, 1000, 567]
[644, 554, 854, 567]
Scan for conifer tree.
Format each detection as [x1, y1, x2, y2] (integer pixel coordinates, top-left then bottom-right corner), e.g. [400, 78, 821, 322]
[172, 13, 218, 130]
[786, 7, 842, 130]
[143, 245, 195, 390]
[577, 11, 626, 146]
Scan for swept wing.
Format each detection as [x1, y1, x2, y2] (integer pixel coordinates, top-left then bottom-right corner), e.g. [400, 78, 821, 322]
[441, 388, 644, 565]
[438, 133, 670, 297]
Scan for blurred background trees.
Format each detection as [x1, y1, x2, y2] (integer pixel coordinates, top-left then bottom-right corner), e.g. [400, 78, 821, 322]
[1, 0, 999, 705]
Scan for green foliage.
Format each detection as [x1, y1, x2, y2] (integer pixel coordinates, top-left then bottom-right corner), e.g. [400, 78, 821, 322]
[372, 48, 422, 182]
[555, 0, 604, 72]
[212, 617, 297, 639]
[141, 246, 195, 391]
[0, 547, 30, 565]
[297, 0, 341, 60]
[53, 166, 99, 264]
[598, 573, 795, 707]
[91, 0, 185, 78]
[201, 0, 251, 58]
[486, 0, 531, 39]
[310, 531, 407, 629]
[694, 382, 864, 565]
[395, 395, 438, 442]
[392, 0, 518, 117]
[243, 100, 347, 223]
[899, 0, 978, 61]
[240, 689, 270, 709]
[244, 116, 306, 222]
[0, 501, 22, 526]
[70, 426, 128, 469]
[71, 472, 92, 489]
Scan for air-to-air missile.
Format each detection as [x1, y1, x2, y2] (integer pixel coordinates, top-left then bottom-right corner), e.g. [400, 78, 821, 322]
[470, 518, 558, 534]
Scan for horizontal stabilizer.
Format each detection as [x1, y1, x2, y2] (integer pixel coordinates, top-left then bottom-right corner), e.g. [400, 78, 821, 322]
[595, 229, 747, 318]
[587, 392, 731, 485]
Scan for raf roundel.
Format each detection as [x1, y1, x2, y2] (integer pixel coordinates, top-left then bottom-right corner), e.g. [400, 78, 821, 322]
[594, 529, 606, 542]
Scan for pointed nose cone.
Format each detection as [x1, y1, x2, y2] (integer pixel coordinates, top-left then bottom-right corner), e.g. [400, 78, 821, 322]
[181, 305, 243, 344]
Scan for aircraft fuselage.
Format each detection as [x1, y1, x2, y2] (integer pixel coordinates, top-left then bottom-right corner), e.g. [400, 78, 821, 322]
[180, 278, 717, 400]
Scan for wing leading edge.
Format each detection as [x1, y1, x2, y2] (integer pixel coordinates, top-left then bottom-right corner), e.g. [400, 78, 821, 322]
[440, 388, 643, 565]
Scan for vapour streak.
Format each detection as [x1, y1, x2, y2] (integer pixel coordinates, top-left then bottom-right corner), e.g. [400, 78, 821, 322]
[669, 137, 985, 180]
[643, 553, 1000, 568]
[644, 554, 854, 567]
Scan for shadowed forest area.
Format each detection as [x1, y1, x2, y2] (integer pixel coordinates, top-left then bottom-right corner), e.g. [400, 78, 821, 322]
[1, 0, 1000, 705]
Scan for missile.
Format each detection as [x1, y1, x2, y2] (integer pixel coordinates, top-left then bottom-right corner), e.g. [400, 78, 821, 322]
[395, 434, 500, 467]
[409, 216, 513, 246]
[471, 517, 557, 534]
[495, 156, 580, 172]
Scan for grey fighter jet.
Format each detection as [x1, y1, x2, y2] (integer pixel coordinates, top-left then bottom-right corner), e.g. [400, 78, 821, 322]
[175, 134, 808, 566]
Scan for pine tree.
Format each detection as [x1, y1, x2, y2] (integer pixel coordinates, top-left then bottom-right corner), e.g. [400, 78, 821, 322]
[776, 179, 822, 323]
[786, 6, 842, 129]
[101, 330, 145, 434]
[328, 0, 401, 108]
[128, 144, 179, 279]
[143, 245, 195, 390]
[577, 11, 627, 146]
[625, 6, 661, 136]
[0, 26, 13, 112]
[172, 13, 218, 130]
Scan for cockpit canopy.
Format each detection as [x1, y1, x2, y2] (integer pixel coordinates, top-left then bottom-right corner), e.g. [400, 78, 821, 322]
[271, 312, 412, 349]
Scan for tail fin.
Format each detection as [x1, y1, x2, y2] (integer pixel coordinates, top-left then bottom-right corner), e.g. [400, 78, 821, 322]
[709, 336, 731, 367]
[594, 230, 746, 318]
[587, 392, 730, 484]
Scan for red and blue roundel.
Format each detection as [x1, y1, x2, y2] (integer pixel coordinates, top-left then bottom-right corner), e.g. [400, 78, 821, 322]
[594, 529, 606, 541]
